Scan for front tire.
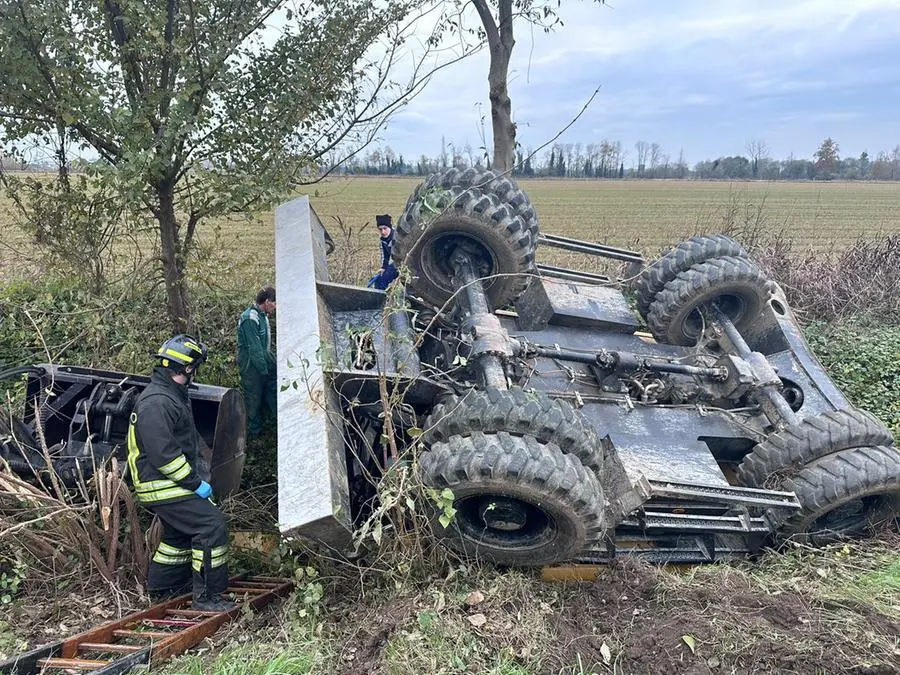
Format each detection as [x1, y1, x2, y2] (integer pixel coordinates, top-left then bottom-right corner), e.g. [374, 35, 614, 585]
[634, 234, 748, 319]
[737, 409, 894, 489]
[424, 387, 604, 475]
[419, 432, 604, 566]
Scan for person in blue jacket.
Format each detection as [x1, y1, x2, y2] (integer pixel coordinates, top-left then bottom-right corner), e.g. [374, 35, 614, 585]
[237, 286, 277, 438]
[371, 214, 399, 290]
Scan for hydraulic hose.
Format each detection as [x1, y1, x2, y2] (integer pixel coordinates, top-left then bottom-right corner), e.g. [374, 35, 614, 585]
[0, 365, 46, 382]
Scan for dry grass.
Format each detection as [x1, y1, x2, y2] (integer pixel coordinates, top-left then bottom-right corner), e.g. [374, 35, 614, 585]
[3, 176, 900, 286]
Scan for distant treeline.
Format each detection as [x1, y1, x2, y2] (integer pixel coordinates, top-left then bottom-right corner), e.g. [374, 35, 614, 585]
[7, 137, 899, 182]
[338, 137, 900, 181]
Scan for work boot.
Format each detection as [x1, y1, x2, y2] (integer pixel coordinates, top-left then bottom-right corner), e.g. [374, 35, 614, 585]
[192, 594, 237, 612]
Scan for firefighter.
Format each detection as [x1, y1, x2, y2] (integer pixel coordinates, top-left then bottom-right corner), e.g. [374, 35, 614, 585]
[237, 286, 277, 438]
[128, 334, 235, 611]
[371, 214, 399, 290]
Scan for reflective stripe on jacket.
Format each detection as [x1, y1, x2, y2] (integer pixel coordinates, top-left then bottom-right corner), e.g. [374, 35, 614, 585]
[127, 367, 203, 504]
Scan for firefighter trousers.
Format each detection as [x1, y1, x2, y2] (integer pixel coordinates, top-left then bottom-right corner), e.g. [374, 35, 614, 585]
[147, 497, 229, 601]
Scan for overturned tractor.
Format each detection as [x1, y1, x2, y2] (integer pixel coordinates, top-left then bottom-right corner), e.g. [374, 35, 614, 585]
[275, 168, 900, 565]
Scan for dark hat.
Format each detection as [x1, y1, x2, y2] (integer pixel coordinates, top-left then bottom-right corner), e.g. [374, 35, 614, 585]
[376, 214, 392, 228]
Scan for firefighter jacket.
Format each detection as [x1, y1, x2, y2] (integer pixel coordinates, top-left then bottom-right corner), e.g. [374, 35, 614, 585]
[237, 304, 274, 374]
[127, 367, 204, 504]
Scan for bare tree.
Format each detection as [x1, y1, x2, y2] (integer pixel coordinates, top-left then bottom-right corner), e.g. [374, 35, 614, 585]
[649, 143, 663, 175]
[746, 138, 770, 178]
[635, 141, 649, 177]
[463, 0, 606, 172]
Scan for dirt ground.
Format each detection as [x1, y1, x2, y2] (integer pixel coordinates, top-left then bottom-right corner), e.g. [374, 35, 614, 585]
[4, 537, 900, 675]
[330, 543, 900, 675]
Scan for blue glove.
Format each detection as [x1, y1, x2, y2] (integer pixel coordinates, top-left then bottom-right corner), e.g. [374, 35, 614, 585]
[195, 481, 212, 499]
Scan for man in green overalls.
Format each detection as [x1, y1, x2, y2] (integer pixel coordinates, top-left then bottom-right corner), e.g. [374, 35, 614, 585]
[237, 286, 277, 438]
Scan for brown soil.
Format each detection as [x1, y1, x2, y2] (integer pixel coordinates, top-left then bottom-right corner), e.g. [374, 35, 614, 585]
[5, 550, 899, 675]
[334, 555, 900, 675]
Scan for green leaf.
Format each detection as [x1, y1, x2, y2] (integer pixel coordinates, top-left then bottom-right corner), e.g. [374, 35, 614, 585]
[682, 635, 696, 654]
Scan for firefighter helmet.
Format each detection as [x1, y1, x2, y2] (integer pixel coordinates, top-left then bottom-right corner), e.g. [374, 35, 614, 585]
[155, 334, 208, 371]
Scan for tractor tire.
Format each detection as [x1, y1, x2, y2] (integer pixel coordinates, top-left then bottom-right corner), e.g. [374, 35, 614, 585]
[423, 387, 604, 475]
[737, 409, 894, 489]
[646, 255, 771, 345]
[395, 184, 536, 310]
[422, 167, 539, 239]
[634, 234, 748, 319]
[777, 445, 900, 545]
[419, 431, 604, 566]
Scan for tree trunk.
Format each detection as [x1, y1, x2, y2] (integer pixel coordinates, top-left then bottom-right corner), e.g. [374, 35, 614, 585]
[473, 0, 516, 174]
[156, 183, 191, 333]
[489, 52, 515, 173]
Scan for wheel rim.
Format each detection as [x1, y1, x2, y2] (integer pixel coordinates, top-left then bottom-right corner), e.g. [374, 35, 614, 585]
[455, 493, 558, 550]
[682, 293, 750, 341]
[808, 494, 891, 539]
[418, 231, 497, 295]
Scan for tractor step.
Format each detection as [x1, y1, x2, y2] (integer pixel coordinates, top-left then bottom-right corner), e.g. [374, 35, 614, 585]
[647, 480, 802, 511]
[0, 576, 293, 675]
[619, 510, 776, 534]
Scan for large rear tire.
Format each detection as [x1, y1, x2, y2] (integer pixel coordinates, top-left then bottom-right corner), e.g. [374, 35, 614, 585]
[419, 432, 604, 566]
[778, 445, 900, 545]
[646, 255, 771, 345]
[737, 409, 894, 489]
[419, 167, 539, 239]
[424, 387, 604, 475]
[395, 180, 536, 310]
[634, 234, 748, 319]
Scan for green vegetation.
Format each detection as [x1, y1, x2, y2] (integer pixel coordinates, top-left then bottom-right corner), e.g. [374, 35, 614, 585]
[2, 178, 898, 674]
[805, 321, 900, 436]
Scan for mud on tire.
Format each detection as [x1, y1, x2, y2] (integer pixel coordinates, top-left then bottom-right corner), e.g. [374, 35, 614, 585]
[419, 432, 604, 566]
[395, 183, 536, 310]
[737, 409, 894, 489]
[778, 445, 900, 545]
[634, 234, 748, 319]
[423, 387, 604, 475]
[646, 255, 771, 345]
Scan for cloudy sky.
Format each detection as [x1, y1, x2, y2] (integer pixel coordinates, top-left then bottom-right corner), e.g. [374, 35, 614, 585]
[382, 0, 900, 166]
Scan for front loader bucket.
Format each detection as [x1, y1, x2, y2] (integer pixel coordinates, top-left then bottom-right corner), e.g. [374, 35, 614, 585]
[1, 364, 246, 498]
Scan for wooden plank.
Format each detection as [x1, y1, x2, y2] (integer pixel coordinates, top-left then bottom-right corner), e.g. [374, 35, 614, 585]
[112, 629, 173, 640]
[77, 643, 144, 654]
[37, 657, 109, 670]
[165, 609, 220, 618]
[0, 641, 62, 674]
[143, 619, 197, 628]
[228, 581, 280, 589]
[225, 586, 267, 594]
[541, 565, 605, 582]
